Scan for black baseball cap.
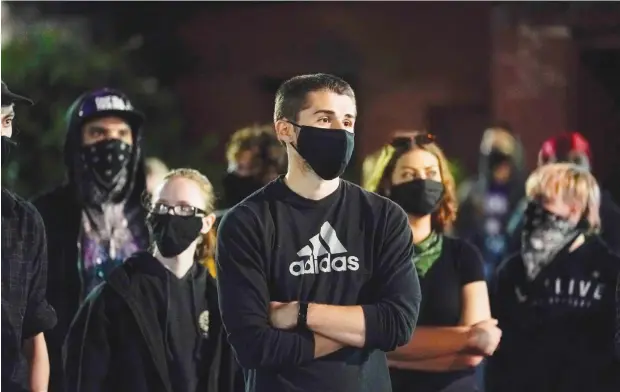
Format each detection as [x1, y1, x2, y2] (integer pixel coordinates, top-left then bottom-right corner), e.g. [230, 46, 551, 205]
[1, 81, 34, 106]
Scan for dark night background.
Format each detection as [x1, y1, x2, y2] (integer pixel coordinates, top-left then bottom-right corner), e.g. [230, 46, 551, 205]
[2, 1, 620, 202]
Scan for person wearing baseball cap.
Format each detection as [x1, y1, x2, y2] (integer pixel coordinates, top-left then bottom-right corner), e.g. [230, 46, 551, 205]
[32, 88, 150, 391]
[2, 81, 58, 391]
[506, 132, 620, 256]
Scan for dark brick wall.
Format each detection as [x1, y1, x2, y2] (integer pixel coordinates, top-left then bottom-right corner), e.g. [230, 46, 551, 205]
[175, 2, 492, 171]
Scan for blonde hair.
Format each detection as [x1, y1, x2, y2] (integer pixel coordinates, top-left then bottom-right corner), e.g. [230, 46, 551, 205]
[525, 163, 601, 231]
[162, 168, 218, 277]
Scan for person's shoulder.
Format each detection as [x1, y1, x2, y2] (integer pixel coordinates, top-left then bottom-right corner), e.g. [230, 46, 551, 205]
[219, 200, 261, 232]
[2, 188, 45, 228]
[582, 235, 620, 268]
[30, 184, 73, 218]
[220, 179, 285, 228]
[341, 179, 406, 217]
[442, 235, 480, 256]
[495, 251, 522, 278]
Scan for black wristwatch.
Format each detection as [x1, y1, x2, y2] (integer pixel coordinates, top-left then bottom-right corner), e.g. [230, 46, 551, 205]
[297, 302, 309, 329]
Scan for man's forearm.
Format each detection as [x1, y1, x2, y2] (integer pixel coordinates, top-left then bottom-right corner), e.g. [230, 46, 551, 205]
[314, 333, 345, 358]
[307, 304, 366, 348]
[23, 333, 50, 392]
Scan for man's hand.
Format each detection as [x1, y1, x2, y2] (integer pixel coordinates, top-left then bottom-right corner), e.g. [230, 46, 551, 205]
[464, 319, 502, 356]
[269, 301, 299, 330]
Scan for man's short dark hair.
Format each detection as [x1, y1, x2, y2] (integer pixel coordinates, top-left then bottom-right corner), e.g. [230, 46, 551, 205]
[273, 73, 356, 122]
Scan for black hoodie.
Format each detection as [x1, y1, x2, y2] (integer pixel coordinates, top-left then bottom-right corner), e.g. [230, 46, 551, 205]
[63, 252, 243, 392]
[32, 89, 149, 392]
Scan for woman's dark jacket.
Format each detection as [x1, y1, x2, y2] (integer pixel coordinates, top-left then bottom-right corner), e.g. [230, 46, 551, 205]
[62, 253, 243, 392]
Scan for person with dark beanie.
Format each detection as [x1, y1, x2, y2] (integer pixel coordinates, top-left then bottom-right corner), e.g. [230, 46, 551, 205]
[32, 89, 150, 391]
[63, 168, 242, 392]
[365, 132, 501, 392]
[486, 163, 620, 392]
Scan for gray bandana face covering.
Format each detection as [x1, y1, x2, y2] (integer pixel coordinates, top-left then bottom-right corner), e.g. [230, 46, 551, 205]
[521, 201, 581, 281]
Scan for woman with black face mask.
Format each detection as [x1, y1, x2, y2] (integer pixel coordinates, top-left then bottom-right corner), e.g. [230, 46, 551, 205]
[366, 132, 502, 392]
[63, 168, 243, 392]
[486, 163, 620, 392]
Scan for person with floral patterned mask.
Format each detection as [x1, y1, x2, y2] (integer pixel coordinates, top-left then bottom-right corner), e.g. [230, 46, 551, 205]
[486, 163, 620, 392]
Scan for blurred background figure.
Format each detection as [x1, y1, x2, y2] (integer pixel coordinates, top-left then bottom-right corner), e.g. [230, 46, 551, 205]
[33, 88, 149, 392]
[506, 132, 620, 255]
[455, 124, 526, 279]
[144, 156, 169, 196]
[219, 124, 287, 210]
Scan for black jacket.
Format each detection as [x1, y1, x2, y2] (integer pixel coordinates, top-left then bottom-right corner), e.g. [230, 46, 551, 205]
[32, 92, 149, 392]
[63, 252, 243, 392]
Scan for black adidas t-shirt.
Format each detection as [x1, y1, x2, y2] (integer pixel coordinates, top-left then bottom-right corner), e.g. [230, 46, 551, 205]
[216, 177, 421, 392]
[390, 236, 485, 392]
[486, 236, 620, 392]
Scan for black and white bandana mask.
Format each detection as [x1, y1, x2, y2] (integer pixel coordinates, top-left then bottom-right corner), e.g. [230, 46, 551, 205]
[521, 201, 582, 281]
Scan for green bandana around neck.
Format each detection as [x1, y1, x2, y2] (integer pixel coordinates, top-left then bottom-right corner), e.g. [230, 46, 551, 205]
[412, 231, 443, 277]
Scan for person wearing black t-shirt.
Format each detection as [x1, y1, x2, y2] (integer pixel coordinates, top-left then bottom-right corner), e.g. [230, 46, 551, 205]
[216, 73, 422, 392]
[64, 169, 242, 392]
[365, 133, 502, 392]
[486, 163, 620, 392]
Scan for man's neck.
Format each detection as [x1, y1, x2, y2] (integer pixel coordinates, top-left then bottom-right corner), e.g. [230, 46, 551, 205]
[155, 247, 195, 278]
[284, 157, 340, 201]
[410, 214, 433, 244]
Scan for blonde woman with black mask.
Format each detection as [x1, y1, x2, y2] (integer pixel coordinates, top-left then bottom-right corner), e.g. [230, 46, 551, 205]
[64, 169, 242, 392]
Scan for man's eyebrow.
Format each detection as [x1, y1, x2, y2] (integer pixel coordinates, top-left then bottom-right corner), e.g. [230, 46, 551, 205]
[313, 109, 357, 119]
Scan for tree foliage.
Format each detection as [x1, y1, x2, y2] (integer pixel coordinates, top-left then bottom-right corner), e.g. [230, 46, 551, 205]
[1, 26, 221, 198]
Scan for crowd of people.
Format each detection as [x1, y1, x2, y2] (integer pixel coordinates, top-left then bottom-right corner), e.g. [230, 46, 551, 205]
[1, 73, 619, 392]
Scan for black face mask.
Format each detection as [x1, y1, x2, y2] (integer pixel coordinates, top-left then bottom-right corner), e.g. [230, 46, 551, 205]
[81, 139, 132, 188]
[521, 201, 583, 281]
[487, 148, 512, 171]
[148, 214, 203, 258]
[222, 172, 264, 206]
[1, 136, 16, 166]
[390, 179, 445, 216]
[288, 122, 354, 180]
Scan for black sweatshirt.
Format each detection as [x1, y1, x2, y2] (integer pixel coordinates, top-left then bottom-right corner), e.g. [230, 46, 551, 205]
[63, 252, 243, 392]
[486, 236, 620, 392]
[216, 177, 421, 392]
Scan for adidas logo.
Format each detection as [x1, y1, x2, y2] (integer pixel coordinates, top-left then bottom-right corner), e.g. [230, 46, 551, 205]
[289, 222, 360, 276]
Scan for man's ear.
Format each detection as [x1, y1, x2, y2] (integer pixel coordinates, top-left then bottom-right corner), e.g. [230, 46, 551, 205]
[274, 119, 295, 144]
[201, 213, 216, 234]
